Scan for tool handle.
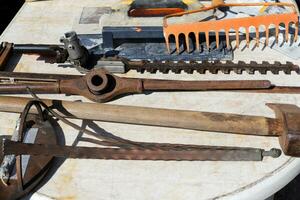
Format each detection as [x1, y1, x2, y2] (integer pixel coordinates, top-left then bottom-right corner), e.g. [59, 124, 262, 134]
[0, 42, 13, 70]
[142, 79, 271, 91]
[0, 82, 60, 94]
[0, 96, 281, 136]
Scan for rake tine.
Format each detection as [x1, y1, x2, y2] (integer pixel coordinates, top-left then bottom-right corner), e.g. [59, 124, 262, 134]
[245, 28, 250, 47]
[195, 32, 200, 51]
[225, 30, 230, 49]
[165, 35, 171, 54]
[215, 31, 220, 49]
[265, 27, 269, 46]
[175, 34, 180, 54]
[285, 23, 289, 42]
[205, 31, 210, 49]
[255, 27, 260, 47]
[235, 29, 240, 49]
[275, 25, 279, 44]
[185, 34, 190, 53]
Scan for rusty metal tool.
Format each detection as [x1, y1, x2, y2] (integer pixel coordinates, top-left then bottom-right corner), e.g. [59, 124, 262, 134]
[119, 60, 300, 75]
[0, 98, 280, 163]
[0, 69, 272, 102]
[163, 0, 299, 53]
[0, 41, 68, 70]
[0, 100, 58, 200]
[0, 96, 300, 157]
[0, 98, 281, 200]
[0, 68, 300, 102]
[3, 140, 280, 161]
[0, 32, 90, 72]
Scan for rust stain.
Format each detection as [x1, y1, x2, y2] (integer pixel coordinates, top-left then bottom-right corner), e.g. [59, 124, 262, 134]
[55, 161, 77, 198]
[57, 196, 76, 200]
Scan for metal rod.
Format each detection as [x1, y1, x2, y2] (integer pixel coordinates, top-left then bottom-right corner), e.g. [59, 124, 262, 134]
[0, 83, 59, 94]
[142, 79, 271, 91]
[13, 44, 64, 55]
[0, 71, 79, 81]
[2, 140, 281, 161]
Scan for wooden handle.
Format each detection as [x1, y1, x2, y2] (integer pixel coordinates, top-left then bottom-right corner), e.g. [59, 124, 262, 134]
[0, 96, 278, 136]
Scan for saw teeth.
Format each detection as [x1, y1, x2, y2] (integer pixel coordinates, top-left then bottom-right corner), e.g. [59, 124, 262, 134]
[184, 68, 194, 74]
[221, 69, 231, 74]
[260, 70, 267, 75]
[197, 69, 206, 74]
[163, 3, 299, 53]
[128, 60, 300, 75]
[235, 69, 243, 74]
[246, 68, 255, 74]
[271, 69, 280, 74]
[173, 69, 181, 74]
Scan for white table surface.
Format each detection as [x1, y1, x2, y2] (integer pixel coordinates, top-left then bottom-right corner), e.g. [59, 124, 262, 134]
[1, 0, 300, 200]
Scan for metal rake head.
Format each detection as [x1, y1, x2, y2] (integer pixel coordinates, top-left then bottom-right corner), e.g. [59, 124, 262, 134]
[163, 1, 299, 53]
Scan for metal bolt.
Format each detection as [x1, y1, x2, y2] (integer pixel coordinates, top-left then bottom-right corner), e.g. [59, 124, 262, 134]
[262, 148, 282, 158]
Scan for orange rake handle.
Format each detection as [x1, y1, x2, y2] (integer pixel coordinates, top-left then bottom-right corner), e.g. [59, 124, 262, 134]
[129, 8, 185, 17]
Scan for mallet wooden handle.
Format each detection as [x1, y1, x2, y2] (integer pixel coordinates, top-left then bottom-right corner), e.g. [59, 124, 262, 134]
[0, 96, 281, 136]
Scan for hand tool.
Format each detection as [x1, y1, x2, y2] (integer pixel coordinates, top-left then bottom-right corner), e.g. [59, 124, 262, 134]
[3, 140, 280, 161]
[0, 102, 58, 200]
[0, 42, 67, 70]
[163, 0, 299, 53]
[110, 59, 300, 75]
[0, 69, 300, 102]
[128, 0, 187, 17]
[0, 69, 272, 102]
[0, 31, 90, 72]
[0, 97, 281, 200]
[0, 96, 299, 157]
[2, 30, 297, 74]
